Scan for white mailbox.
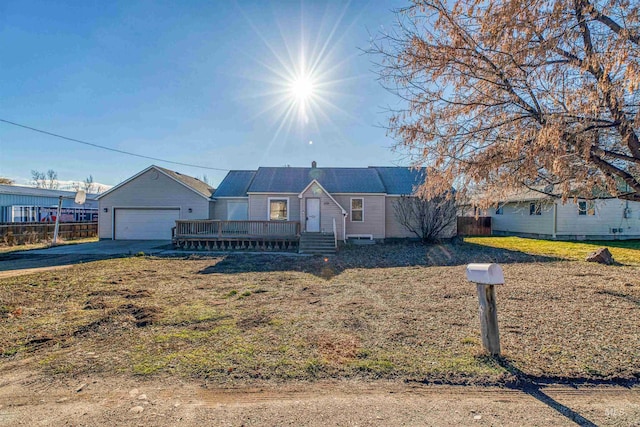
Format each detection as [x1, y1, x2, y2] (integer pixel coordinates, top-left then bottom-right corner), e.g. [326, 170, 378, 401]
[466, 263, 504, 285]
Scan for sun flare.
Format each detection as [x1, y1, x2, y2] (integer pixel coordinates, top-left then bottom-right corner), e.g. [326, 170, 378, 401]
[240, 1, 359, 144]
[291, 75, 314, 102]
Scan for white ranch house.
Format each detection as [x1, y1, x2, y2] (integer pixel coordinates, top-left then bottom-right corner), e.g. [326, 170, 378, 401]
[485, 191, 640, 240]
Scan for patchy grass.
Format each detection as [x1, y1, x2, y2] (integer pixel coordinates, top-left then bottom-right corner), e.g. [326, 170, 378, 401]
[466, 236, 640, 266]
[0, 237, 98, 254]
[1, 243, 639, 386]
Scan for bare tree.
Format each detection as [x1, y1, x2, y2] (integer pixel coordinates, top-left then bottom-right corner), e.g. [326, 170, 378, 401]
[31, 169, 59, 189]
[393, 195, 457, 242]
[73, 175, 105, 194]
[372, 0, 640, 206]
[83, 175, 97, 193]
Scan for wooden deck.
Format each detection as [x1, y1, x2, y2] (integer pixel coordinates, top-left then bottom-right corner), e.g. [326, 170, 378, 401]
[172, 220, 301, 251]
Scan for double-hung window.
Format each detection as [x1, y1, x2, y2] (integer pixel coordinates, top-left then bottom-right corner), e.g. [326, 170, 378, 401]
[269, 198, 288, 221]
[578, 201, 595, 216]
[351, 198, 364, 222]
[529, 202, 541, 215]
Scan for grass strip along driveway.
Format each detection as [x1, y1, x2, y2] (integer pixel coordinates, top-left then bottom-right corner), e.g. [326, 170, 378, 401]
[1, 240, 639, 387]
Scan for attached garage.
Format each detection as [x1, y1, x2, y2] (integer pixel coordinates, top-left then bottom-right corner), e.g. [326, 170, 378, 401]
[98, 165, 215, 240]
[114, 208, 180, 240]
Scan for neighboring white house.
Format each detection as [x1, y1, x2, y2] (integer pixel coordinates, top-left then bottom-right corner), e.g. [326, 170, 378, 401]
[486, 191, 640, 240]
[97, 165, 214, 240]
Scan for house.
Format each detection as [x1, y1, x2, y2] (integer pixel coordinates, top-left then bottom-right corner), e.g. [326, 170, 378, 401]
[96, 165, 214, 240]
[486, 191, 640, 240]
[211, 162, 434, 242]
[0, 184, 98, 223]
[98, 163, 450, 248]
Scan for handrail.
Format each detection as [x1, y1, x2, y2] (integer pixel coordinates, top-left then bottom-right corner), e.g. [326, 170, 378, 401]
[174, 220, 300, 238]
[332, 217, 337, 248]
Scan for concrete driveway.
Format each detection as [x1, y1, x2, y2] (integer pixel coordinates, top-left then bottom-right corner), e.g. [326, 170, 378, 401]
[17, 240, 174, 256]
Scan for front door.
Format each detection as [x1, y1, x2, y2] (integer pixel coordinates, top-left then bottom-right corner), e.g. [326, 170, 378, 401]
[306, 198, 320, 232]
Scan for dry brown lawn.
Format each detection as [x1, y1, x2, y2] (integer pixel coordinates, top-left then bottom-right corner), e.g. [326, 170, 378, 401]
[1, 242, 639, 386]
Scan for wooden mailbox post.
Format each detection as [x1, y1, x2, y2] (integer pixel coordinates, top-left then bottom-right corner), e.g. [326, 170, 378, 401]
[466, 263, 504, 356]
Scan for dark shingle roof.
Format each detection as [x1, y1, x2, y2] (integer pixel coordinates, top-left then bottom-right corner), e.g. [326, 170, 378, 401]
[213, 171, 256, 197]
[247, 167, 387, 194]
[155, 166, 215, 198]
[372, 167, 426, 195]
[211, 166, 427, 197]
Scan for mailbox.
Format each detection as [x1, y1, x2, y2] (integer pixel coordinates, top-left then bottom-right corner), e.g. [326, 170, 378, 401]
[466, 263, 504, 285]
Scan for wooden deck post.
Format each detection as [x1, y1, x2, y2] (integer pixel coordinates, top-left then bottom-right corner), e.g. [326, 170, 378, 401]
[466, 263, 504, 356]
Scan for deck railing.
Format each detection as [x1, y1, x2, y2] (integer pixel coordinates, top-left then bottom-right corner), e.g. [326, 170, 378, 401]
[174, 220, 301, 239]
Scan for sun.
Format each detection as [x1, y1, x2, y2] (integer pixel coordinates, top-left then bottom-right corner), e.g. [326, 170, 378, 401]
[238, 1, 360, 144]
[290, 75, 314, 102]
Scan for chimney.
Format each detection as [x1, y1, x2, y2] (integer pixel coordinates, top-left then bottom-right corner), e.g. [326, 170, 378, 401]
[311, 160, 317, 168]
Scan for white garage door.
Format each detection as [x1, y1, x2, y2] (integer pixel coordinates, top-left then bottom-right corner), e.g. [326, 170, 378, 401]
[114, 209, 180, 240]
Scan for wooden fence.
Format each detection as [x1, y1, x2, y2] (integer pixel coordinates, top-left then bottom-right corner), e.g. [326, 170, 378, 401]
[0, 222, 98, 246]
[457, 216, 492, 236]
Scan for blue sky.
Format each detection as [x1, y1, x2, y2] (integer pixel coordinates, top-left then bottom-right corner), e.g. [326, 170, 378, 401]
[0, 0, 407, 189]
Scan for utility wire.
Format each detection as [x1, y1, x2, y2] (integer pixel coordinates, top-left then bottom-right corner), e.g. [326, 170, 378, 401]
[0, 118, 230, 172]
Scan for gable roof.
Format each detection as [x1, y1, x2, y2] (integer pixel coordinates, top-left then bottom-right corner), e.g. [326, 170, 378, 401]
[371, 167, 426, 195]
[298, 179, 346, 214]
[154, 166, 215, 198]
[213, 170, 256, 197]
[96, 165, 214, 200]
[212, 166, 426, 197]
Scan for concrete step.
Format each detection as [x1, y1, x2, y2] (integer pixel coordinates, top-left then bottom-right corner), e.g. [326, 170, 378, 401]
[299, 232, 336, 255]
[300, 249, 337, 255]
[300, 246, 336, 251]
[300, 236, 335, 241]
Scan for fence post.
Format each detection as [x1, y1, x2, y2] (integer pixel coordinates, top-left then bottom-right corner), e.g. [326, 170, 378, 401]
[466, 263, 504, 356]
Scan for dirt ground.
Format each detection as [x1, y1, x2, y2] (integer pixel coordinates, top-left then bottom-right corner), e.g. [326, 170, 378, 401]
[1, 371, 639, 426]
[1, 242, 639, 425]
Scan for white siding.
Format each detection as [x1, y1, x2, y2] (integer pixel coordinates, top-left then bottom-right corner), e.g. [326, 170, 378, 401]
[98, 168, 209, 239]
[333, 195, 386, 239]
[491, 201, 555, 236]
[556, 199, 640, 238]
[490, 198, 640, 239]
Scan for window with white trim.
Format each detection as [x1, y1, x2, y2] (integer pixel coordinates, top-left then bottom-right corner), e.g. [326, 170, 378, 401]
[529, 202, 541, 215]
[351, 198, 364, 222]
[578, 201, 595, 216]
[269, 198, 288, 221]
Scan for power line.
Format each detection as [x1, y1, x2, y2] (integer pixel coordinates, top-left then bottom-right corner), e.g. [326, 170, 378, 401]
[0, 118, 229, 172]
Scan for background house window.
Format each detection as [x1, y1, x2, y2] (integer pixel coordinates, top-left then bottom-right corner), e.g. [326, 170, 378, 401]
[351, 198, 364, 222]
[495, 205, 504, 215]
[529, 202, 541, 215]
[269, 198, 288, 221]
[578, 201, 595, 216]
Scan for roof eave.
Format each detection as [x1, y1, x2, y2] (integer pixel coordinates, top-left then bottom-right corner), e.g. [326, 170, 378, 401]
[96, 165, 212, 201]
